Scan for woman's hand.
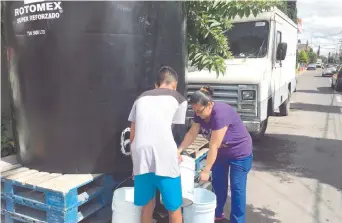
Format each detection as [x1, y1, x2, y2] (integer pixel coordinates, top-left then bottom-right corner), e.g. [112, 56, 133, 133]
[199, 169, 211, 182]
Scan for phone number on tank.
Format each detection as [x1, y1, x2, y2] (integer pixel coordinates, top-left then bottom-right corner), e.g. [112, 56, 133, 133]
[27, 30, 46, 36]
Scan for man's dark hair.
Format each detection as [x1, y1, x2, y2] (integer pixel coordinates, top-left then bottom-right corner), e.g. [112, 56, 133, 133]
[156, 66, 178, 87]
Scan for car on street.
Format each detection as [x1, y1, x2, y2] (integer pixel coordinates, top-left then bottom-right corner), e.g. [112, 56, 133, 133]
[331, 66, 342, 91]
[336, 64, 341, 72]
[322, 64, 336, 77]
[316, 59, 322, 68]
[306, 64, 317, 70]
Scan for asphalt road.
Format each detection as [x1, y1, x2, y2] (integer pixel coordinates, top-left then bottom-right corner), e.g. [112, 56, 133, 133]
[224, 70, 342, 223]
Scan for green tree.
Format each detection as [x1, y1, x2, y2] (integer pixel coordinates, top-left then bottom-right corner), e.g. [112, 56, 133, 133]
[307, 49, 317, 63]
[186, 1, 283, 75]
[277, 0, 297, 23]
[298, 50, 308, 63]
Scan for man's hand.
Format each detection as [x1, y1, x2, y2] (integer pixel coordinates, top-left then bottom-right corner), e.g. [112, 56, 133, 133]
[199, 169, 211, 182]
[177, 149, 183, 164]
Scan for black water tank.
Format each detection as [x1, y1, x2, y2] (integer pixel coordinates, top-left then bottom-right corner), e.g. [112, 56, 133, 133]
[4, 1, 186, 174]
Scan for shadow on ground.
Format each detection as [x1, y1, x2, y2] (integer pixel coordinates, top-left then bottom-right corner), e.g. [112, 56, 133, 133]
[295, 86, 335, 95]
[224, 196, 281, 223]
[253, 134, 342, 191]
[290, 102, 341, 114]
[314, 75, 330, 78]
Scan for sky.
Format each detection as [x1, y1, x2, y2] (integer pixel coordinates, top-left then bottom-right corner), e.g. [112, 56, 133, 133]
[297, 0, 342, 56]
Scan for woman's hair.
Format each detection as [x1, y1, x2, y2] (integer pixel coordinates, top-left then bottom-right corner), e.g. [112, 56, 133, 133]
[189, 86, 214, 106]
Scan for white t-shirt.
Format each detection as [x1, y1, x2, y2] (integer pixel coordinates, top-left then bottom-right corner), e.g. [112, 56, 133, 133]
[128, 88, 187, 178]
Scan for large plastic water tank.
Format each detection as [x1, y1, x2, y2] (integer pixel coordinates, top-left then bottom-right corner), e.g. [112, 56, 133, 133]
[3, 1, 186, 173]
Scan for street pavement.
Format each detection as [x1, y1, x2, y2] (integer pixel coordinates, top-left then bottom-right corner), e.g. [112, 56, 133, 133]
[224, 70, 342, 223]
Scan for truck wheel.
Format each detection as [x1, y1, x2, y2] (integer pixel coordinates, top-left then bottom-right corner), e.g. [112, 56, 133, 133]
[279, 91, 290, 116]
[250, 118, 268, 141]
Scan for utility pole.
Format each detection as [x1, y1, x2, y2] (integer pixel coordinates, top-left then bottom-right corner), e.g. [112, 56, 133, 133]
[317, 45, 320, 57]
[339, 39, 342, 62]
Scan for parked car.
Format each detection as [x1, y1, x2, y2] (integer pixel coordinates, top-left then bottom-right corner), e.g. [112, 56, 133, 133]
[331, 67, 342, 91]
[336, 65, 341, 72]
[307, 64, 317, 70]
[322, 64, 336, 76]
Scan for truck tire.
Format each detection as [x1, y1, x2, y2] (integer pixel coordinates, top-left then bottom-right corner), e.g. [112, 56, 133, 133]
[250, 118, 268, 141]
[279, 91, 290, 116]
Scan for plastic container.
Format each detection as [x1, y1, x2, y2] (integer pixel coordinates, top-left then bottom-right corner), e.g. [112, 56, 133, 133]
[180, 155, 195, 206]
[183, 188, 217, 223]
[112, 187, 141, 223]
[159, 155, 195, 207]
[3, 1, 186, 173]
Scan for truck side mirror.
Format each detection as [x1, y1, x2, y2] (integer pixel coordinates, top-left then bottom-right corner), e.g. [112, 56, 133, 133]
[276, 42, 287, 61]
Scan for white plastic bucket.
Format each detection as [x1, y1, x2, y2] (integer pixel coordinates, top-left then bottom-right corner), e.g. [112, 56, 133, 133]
[112, 187, 142, 223]
[183, 188, 217, 223]
[180, 155, 195, 206]
[160, 155, 195, 207]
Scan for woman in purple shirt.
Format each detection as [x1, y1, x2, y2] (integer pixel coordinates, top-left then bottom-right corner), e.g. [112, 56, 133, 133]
[178, 86, 253, 223]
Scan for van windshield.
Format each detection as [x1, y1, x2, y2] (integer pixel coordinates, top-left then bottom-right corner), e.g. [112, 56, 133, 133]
[225, 21, 269, 58]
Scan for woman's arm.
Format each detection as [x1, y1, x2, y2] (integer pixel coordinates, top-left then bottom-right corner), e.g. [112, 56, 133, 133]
[178, 122, 201, 153]
[203, 126, 228, 173]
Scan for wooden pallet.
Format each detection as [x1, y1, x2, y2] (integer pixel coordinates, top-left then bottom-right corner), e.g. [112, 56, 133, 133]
[183, 135, 208, 158]
[0, 155, 119, 223]
[182, 135, 209, 171]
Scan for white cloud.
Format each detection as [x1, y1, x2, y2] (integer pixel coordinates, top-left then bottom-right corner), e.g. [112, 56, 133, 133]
[297, 0, 342, 56]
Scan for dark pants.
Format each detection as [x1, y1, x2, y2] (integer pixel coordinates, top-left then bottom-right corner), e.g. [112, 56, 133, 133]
[211, 154, 253, 223]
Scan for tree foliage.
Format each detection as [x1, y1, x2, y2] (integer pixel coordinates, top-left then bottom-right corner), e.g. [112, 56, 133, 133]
[186, 1, 292, 76]
[307, 49, 317, 64]
[277, 0, 297, 23]
[298, 50, 308, 64]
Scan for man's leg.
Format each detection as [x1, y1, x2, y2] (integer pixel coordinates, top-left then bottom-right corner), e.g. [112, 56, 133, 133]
[211, 158, 229, 219]
[141, 197, 156, 223]
[229, 155, 252, 223]
[134, 173, 157, 223]
[168, 208, 182, 223]
[156, 176, 183, 223]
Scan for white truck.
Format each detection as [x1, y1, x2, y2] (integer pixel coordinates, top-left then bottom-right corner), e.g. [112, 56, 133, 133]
[316, 59, 323, 68]
[186, 8, 298, 140]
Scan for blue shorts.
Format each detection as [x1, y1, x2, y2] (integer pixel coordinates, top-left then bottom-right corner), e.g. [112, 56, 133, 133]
[134, 173, 182, 211]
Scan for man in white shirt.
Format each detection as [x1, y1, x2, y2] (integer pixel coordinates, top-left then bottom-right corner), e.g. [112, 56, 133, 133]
[128, 66, 187, 223]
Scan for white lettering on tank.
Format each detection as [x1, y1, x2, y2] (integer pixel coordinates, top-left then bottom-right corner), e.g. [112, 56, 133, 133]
[14, 2, 63, 17]
[46, 2, 53, 10]
[53, 2, 62, 10]
[19, 8, 24, 15]
[36, 4, 45, 12]
[23, 5, 29, 14]
[29, 5, 36, 12]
